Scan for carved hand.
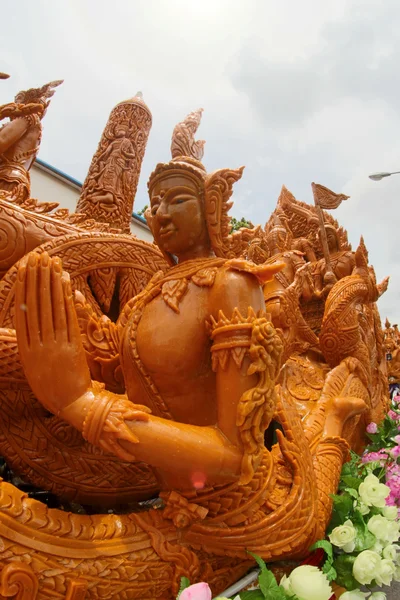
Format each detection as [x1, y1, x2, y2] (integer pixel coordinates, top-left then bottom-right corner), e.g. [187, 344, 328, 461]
[15, 252, 91, 416]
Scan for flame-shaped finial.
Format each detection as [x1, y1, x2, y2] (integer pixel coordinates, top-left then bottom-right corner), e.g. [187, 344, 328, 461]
[171, 108, 205, 161]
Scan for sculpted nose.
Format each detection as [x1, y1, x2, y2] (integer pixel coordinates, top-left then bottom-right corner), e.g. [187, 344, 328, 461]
[157, 203, 171, 224]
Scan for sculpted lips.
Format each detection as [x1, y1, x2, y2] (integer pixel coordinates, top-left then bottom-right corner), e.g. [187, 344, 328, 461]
[159, 226, 176, 238]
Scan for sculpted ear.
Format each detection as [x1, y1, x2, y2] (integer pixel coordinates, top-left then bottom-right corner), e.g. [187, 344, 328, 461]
[204, 167, 245, 258]
[144, 206, 153, 234]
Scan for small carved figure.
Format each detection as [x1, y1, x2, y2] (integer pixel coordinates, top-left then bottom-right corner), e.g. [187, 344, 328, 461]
[0, 80, 62, 202]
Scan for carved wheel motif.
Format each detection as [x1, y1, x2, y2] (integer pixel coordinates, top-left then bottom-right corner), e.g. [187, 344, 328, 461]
[0, 232, 168, 506]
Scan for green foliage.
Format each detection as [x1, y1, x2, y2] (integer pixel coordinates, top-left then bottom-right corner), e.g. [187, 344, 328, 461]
[309, 540, 337, 582]
[333, 554, 357, 591]
[327, 493, 353, 532]
[366, 414, 398, 452]
[177, 577, 190, 598]
[239, 591, 266, 600]
[137, 204, 148, 217]
[245, 552, 295, 600]
[352, 510, 376, 552]
[230, 217, 254, 233]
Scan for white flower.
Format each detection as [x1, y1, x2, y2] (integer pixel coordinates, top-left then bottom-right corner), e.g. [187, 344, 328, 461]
[280, 565, 332, 600]
[375, 558, 396, 586]
[359, 474, 390, 508]
[340, 590, 370, 599]
[353, 550, 382, 585]
[357, 500, 370, 515]
[370, 593, 387, 600]
[329, 519, 356, 552]
[382, 505, 398, 521]
[371, 540, 384, 554]
[367, 515, 400, 543]
[383, 544, 398, 561]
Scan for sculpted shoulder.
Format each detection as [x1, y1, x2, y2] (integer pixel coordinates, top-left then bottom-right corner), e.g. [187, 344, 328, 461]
[210, 262, 266, 318]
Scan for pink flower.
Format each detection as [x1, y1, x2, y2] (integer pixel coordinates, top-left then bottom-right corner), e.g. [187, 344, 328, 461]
[386, 476, 400, 498]
[394, 395, 400, 404]
[387, 462, 400, 477]
[180, 583, 212, 600]
[390, 446, 400, 459]
[386, 492, 397, 506]
[394, 435, 400, 445]
[366, 422, 378, 434]
[388, 410, 400, 421]
[362, 450, 388, 464]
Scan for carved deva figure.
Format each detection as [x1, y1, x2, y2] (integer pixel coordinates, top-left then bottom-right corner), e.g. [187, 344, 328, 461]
[0, 79, 62, 202]
[11, 110, 366, 598]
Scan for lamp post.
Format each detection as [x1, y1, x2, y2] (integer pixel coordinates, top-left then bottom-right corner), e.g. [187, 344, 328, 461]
[369, 171, 400, 181]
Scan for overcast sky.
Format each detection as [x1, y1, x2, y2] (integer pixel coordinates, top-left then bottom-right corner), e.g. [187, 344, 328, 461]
[1, 0, 400, 321]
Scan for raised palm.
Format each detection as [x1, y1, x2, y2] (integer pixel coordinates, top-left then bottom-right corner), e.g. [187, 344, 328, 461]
[15, 251, 91, 415]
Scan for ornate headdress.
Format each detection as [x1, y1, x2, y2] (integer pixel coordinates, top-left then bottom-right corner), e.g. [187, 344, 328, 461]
[14, 79, 63, 109]
[146, 109, 258, 262]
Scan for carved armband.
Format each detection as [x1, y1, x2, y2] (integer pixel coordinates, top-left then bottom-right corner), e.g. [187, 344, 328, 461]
[82, 382, 116, 447]
[209, 307, 259, 371]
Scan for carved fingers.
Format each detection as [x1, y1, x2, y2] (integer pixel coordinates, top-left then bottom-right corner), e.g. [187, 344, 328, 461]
[16, 252, 81, 348]
[15, 251, 91, 414]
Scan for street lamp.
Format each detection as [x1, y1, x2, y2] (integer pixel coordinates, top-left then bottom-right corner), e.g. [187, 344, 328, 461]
[369, 171, 400, 181]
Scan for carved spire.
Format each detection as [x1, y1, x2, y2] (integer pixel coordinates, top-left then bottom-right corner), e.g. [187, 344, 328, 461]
[171, 108, 205, 161]
[77, 93, 152, 232]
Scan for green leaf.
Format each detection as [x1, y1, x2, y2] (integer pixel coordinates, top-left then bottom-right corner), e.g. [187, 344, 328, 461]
[344, 487, 358, 499]
[246, 552, 288, 600]
[328, 493, 354, 531]
[340, 475, 361, 491]
[258, 568, 280, 598]
[310, 540, 336, 581]
[352, 510, 376, 552]
[333, 554, 357, 590]
[332, 493, 353, 518]
[239, 591, 266, 600]
[322, 562, 337, 582]
[309, 539, 334, 563]
[247, 551, 267, 573]
[177, 577, 190, 598]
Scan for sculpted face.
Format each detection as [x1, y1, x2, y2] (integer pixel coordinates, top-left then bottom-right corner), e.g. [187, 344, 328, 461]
[150, 174, 211, 260]
[326, 228, 339, 252]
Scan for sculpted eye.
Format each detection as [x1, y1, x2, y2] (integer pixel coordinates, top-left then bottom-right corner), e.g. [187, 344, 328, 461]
[151, 205, 159, 216]
[172, 195, 191, 205]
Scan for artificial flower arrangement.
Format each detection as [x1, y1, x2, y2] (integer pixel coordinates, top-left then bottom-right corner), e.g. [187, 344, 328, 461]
[176, 395, 400, 600]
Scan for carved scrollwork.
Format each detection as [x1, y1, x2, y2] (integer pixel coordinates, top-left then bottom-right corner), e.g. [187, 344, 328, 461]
[0, 563, 39, 600]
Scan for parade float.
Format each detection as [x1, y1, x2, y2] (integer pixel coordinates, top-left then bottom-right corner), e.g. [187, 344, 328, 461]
[0, 76, 394, 599]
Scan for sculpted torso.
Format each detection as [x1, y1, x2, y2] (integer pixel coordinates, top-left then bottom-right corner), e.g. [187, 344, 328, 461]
[126, 283, 217, 426]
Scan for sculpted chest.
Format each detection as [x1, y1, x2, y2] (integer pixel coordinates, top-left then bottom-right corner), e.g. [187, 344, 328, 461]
[136, 283, 212, 381]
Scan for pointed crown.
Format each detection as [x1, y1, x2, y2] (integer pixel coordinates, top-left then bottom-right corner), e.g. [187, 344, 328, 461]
[146, 109, 260, 260]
